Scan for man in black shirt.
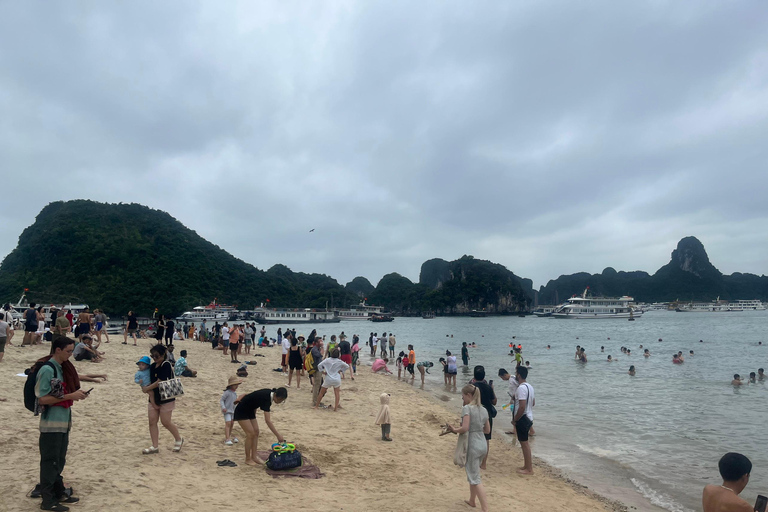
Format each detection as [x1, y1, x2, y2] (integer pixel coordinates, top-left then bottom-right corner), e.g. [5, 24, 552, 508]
[471, 365, 497, 470]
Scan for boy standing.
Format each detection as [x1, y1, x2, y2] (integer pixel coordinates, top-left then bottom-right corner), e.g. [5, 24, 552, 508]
[513, 366, 535, 475]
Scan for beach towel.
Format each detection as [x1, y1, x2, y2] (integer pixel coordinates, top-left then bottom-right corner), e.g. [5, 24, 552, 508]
[257, 451, 324, 479]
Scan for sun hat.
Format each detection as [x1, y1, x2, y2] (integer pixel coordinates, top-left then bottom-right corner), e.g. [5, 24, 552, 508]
[227, 375, 244, 387]
[136, 356, 151, 366]
[298, 334, 306, 339]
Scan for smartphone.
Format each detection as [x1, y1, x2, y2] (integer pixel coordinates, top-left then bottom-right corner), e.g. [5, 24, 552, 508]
[755, 495, 768, 512]
[85, 388, 94, 395]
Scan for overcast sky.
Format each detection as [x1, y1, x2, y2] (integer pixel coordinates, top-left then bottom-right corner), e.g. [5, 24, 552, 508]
[1, 1, 767, 290]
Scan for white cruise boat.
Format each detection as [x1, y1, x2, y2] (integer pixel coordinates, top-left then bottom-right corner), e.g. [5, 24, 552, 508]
[260, 308, 339, 324]
[727, 299, 766, 311]
[675, 298, 731, 313]
[177, 301, 236, 323]
[552, 288, 642, 319]
[335, 301, 388, 321]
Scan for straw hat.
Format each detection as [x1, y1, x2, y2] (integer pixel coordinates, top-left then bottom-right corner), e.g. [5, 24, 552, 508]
[227, 375, 244, 387]
[297, 334, 306, 340]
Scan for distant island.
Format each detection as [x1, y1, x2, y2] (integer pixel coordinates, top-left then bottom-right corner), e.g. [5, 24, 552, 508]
[0, 201, 765, 317]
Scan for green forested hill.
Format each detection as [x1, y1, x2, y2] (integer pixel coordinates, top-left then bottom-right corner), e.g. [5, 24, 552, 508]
[0, 200, 354, 316]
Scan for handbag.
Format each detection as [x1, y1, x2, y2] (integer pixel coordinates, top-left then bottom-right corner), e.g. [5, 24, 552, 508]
[453, 432, 468, 467]
[158, 361, 184, 400]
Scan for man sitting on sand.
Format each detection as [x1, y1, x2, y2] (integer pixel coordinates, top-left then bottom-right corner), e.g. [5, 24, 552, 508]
[702, 452, 754, 512]
[73, 336, 103, 363]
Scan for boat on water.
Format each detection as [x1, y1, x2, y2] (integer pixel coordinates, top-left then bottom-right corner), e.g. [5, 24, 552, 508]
[176, 301, 236, 323]
[7, 292, 89, 325]
[421, 311, 435, 319]
[468, 310, 488, 317]
[675, 298, 731, 313]
[532, 306, 558, 317]
[369, 314, 394, 322]
[551, 288, 642, 319]
[259, 308, 339, 324]
[727, 299, 766, 311]
[335, 301, 390, 321]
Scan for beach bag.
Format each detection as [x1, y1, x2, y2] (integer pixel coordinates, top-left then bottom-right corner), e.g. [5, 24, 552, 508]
[266, 449, 303, 470]
[453, 432, 468, 468]
[24, 361, 57, 413]
[157, 362, 184, 401]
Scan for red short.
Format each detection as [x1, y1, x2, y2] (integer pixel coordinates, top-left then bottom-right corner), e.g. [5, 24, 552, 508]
[281, 354, 287, 366]
[340, 354, 352, 365]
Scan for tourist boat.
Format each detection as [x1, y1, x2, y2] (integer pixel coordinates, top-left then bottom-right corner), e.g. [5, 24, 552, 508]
[335, 301, 390, 321]
[532, 306, 558, 317]
[421, 311, 435, 319]
[675, 298, 731, 313]
[468, 310, 488, 317]
[176, 300, 236, 323]
[259, 308, 340, 324]
[727, 300, 766, 311]
[551, 288, 642, 319]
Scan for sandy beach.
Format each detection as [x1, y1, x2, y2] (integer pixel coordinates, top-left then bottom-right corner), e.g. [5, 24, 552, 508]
[0, 335, 622, 512]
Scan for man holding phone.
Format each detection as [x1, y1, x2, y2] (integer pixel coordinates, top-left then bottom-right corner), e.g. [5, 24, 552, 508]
[35, 337, 89, 511]
[702, 452, 759, 512]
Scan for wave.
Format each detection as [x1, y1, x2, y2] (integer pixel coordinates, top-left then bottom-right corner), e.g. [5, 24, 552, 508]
[631, 478, 695, 512]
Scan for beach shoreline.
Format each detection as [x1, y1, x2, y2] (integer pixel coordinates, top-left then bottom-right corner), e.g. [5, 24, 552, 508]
[1, 334, 626, 512]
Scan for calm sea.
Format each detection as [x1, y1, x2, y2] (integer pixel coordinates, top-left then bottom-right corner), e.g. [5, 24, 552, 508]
[279, 312, 768, 512]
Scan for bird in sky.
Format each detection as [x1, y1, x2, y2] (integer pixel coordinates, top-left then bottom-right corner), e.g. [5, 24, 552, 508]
[309, 228, 315, 232]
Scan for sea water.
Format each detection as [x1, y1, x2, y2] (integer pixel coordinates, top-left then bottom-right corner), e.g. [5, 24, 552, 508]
[314, 312, 768, 512]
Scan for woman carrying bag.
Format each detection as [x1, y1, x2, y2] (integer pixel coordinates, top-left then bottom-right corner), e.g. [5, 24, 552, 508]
[141, 344, 183, 454]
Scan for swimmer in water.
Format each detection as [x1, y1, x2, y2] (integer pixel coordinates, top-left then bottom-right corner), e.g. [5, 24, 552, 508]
[626, 349, 631, 356]
[525, 361, 531, 368]
[546, 345, 550, 350]
[759, 368, 765, 381]
[639, 344, 643, 349]
[579, 349, 587, 363]
[601, 346, 604, 352]
[628, 365, 635, 376]
[607, 355, 613, 362]
[677, 351, 685, 362]
[644, 349, 650, 357]
[574, 346, 581, 359]
[672, 354, 682, 364]
[731, 374, 742, 386]
[689, 350, 694, 357]
[748, 372, 756, 383]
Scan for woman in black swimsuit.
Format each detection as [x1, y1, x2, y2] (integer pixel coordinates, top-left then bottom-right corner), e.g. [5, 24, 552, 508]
[233, 387, 287, 466]
[287, 338, 303, 389]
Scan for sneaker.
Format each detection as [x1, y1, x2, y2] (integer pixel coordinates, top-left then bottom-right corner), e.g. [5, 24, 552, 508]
[225, 440, 234, 446]
[233, 437, 239, 443]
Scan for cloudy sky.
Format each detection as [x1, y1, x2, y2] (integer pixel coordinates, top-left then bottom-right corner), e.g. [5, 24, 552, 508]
[1, 1, 767, 289]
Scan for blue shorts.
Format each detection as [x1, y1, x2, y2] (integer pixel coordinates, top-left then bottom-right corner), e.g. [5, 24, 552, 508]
[222, 340, 230, 348]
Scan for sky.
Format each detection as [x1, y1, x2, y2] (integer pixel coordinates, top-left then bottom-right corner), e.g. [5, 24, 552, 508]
[1, 1, 767, 290]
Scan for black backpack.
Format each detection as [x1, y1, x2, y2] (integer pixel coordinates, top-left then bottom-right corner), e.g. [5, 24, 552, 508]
[23, 361, 57, 413]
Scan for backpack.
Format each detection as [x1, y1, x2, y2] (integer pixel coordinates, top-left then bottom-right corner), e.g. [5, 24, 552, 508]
[24, 361, 57, 413]
[304, 351, 315, 375]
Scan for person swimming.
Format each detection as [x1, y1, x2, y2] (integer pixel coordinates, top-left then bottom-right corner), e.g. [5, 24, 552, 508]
[748, 372, 756, 383]
[689, 350, 694, 356]
[644, 349, 650, 357]
[628, 365, 636, 376]
[759, 368, 765, 381]
[600, 346, 604, 352]
[731, 374, 743, 386]
[546, 345, 550, 350]
[574, 345, 581, 359]
[579, 349, 587, 363]
[672, 354, 683, 364]
[677, 351, 685, 362]
[607, 355, 613, 362]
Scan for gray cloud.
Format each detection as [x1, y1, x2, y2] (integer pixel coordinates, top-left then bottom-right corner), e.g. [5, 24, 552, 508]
[1, 1, 767, 289]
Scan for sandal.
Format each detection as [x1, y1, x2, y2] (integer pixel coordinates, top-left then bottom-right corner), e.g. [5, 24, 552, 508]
[173, 438, 184, 452]
[142, 446, 159, 455]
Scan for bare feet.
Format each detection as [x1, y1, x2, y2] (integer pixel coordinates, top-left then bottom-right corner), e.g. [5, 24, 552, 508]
[464, 500, 476, 508]
[254, 457, 266, 465]
[245, 459, 258, 466]
[517, 468, 534, 475]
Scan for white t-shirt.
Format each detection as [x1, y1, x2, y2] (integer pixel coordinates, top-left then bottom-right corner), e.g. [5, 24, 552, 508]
[514, 382, 534, 421]
[221, 326, 230, 341]
[372, 338, 377, 347]
[0, 320, 8, 337]
[281, 338, 291, 354]
[317, 357, 350, 385]
[507, 376, 520, 401]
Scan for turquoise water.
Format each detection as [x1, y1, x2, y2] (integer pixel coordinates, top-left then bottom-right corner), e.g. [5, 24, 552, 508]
[296, 313, 768, 511]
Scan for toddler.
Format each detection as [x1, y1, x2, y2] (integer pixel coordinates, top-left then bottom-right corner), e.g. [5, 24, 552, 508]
[221, 375, 242, 445]
[134, 356, 151, 386]
[375, 393, 392, 441]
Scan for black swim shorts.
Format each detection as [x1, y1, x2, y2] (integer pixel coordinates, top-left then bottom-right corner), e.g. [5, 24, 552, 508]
[485, 416, 493, 441]
[515, 415, 532, 442]
[232, 403, 256, 421]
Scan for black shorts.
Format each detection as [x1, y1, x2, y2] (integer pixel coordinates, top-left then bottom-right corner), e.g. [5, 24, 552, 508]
[25, 324, 37, 333]
[75, 351, 94, 361]
[516, 415, 532, 442]
[233, 404, 256, 421]
[485, 416, 493, 440]
[406, 364, 414, 375]
[230, 342, 239, 351]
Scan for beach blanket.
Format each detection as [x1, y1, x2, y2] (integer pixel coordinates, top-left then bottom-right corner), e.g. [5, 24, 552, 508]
[257, 451, 324, 479]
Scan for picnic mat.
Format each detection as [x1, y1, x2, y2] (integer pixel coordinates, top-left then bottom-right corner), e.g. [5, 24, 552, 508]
[257, 451, 324, 479]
